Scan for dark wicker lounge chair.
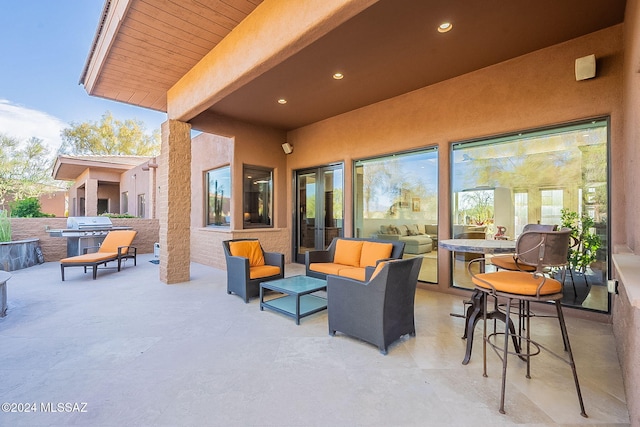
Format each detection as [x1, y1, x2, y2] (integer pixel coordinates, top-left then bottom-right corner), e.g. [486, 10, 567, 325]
[222, 239, 284, 303]
[327, 256, 422, 354]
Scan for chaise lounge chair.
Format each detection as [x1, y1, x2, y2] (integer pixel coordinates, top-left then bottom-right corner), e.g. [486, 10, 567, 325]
[60, 230, 138, 281]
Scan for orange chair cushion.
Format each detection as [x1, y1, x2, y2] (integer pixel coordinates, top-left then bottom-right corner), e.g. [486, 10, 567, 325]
[472, 271, 563, 296]
[491, 255, 536, 272]
[61, 252, 118, 264]
[333, 240, 364, 267]
[229, 241, 265, 267]
[99, 230, 137, 254]
[249, 265, 281, 279]
[369, 261, 388, 280]
[359, 241, 393, 267]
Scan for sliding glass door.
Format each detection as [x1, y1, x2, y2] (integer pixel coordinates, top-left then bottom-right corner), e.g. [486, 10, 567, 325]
[295, 165, 343, 263]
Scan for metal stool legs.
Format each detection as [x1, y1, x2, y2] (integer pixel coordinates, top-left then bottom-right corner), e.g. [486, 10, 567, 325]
[482, 295, 588, 417]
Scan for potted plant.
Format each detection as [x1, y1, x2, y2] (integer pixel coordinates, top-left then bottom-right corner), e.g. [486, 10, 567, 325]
[0, 210, 10, 242]
[560, 209, 601, 274]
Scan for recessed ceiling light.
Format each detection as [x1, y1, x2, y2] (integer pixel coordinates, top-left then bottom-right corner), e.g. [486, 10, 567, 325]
[437, 22, 453, 33]
[333, 72, 344, 80]
[277, 98, 287, 104]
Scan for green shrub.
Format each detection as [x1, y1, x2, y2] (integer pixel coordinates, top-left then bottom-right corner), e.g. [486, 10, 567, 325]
[560, 209, 601, 272]
[10, 198, 55, 218]
[100, 213, 137, 218]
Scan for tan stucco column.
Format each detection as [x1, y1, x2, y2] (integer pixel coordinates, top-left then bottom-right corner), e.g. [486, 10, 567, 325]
[85, 178, 98, 216]
[159, 119, 191, 284]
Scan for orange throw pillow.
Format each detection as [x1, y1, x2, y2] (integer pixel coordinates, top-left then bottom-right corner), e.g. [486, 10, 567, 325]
[333, 239, 364, 267]
[229, 241, 265, 267]
[360, 241, 393, 267]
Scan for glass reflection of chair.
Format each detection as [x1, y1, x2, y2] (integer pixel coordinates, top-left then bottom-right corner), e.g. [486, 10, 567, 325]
[468, 228, 587, 417]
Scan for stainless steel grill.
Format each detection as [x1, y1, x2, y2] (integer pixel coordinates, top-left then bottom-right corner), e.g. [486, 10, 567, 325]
[49, 217, 132, 257]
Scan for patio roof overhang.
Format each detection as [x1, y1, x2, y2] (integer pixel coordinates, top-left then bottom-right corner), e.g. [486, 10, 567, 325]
[80, 0, 626, 131]
[52, 155, 151, 181]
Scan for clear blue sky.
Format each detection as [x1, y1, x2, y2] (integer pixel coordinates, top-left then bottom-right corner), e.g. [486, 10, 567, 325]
[0, 1, 166, 153]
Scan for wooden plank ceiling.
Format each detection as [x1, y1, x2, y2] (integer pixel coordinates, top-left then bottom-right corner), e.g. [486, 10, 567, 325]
[83, 0, 262, 112]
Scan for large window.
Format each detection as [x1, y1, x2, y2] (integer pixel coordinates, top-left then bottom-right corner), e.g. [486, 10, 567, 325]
[243, 165, 273, 228]
[354, 148, 438, 283]
[138, 194, 146, 218]
[121, 192, 128, 215]
[451, 119, 609, 312]
[206, 166, 231, 227]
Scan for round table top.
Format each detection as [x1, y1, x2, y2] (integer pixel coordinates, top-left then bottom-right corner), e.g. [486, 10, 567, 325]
[439, 238, 516, 254]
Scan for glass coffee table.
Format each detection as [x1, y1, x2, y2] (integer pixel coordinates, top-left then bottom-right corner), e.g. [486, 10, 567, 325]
[260, 275, 327, 325]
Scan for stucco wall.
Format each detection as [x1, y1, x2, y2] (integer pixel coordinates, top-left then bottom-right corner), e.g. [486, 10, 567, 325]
[285, 25, 624, 290]
[613, 0, 640, 424]
[189, 114, 291, 265]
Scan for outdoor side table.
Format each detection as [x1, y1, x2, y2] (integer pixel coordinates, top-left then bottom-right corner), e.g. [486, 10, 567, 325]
[439, 239, 517, 365]
[260, 275, 327, 325]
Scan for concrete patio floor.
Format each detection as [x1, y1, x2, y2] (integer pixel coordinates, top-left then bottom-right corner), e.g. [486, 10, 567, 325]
[0, 254, 630, 426]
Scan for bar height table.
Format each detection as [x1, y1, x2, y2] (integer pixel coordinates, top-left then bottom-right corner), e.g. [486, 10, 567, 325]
[439, 239, 517, 365]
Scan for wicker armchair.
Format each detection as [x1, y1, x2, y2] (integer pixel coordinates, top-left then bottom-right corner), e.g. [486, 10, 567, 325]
[327, 256, 422, 354]
[222, 239, 284, 303]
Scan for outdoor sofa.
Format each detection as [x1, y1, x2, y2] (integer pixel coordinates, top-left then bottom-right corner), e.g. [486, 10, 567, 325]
[305, 237, 405, 281]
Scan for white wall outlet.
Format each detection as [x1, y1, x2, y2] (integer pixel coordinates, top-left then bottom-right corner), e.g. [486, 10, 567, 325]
[607, 279, 618, 294]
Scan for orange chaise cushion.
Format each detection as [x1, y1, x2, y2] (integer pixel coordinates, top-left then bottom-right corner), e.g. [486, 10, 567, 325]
[99, 230, 137, 254]
[229, 241, 265, 267]
[333, 239, 364, 267]
[472, 271, 562, 296]
[359, 241, 393, 267]
[60, 252, 118, 264]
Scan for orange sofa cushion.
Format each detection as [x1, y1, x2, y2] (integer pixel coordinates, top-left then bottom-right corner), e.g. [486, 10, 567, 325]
[309, 263, 366, 281]
[337, 267, 367, 281]
[333, 239, 364, 267]
[359, 241, 393, 267]
[229, 241, 265, 267]
[310, 263, 347, 276]
[472, 271, 562, 296]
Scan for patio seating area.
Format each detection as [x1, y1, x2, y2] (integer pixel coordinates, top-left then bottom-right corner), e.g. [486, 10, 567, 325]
[0, 254, 630, 426]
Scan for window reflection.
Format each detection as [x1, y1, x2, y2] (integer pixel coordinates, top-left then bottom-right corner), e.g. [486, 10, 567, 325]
[243, 165, 273, 228]
[354, 149, 438, 283]
[206, 166, 231, 227]
[451, 120, 609, 312]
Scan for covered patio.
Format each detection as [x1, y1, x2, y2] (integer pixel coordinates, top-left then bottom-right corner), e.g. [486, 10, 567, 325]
[0, 256, 629, 425]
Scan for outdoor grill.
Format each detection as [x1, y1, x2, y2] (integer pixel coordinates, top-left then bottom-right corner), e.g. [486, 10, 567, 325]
[49, 217, 133, 257]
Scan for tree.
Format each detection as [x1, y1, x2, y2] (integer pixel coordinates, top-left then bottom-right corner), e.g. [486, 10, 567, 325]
[0, 133, 55, 206]
[59, 111, 160, 156]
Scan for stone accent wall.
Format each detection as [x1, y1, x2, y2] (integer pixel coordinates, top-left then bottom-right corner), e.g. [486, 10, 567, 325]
[0, 239, 40, 271]
[191, 227, 291, 271]
[9, 218, 159, 263]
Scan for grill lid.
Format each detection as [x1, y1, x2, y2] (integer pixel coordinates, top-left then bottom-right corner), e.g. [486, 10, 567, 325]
[67, 216, 113, 230]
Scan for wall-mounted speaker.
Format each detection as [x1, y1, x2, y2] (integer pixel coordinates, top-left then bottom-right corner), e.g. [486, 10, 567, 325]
[282, 142, 293, 154]
[575, 54, 596, 81]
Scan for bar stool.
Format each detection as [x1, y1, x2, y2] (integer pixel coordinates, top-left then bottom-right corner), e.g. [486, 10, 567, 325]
[468, 228, 587, 417]
[490, 224, 560, 345]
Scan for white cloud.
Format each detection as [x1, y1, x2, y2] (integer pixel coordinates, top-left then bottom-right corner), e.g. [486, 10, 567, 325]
[0, 99, 68, 153]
